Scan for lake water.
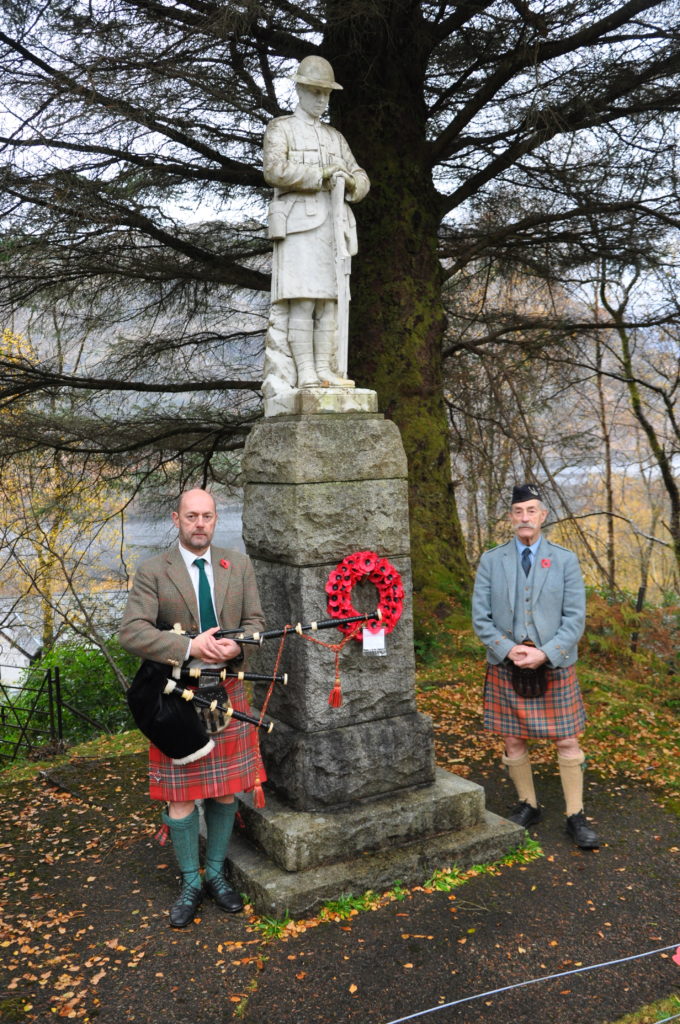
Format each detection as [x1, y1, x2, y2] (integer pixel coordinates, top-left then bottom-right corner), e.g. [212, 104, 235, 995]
[122, 503, 244, 570]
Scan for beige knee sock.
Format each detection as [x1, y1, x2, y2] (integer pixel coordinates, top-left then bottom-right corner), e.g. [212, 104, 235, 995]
[558, 752, 586, 816]
[502, 751, 538, 807]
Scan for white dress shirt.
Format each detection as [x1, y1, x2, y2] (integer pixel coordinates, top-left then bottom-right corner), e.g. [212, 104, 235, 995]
[177, 542, 219, 666]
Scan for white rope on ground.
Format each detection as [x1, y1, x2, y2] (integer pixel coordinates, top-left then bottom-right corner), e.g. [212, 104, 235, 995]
[652, 1014, 680, 1024]
[382, 943, 680, 1024]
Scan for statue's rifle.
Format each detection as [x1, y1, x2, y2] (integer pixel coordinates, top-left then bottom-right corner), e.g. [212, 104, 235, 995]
[331, 174, 351, 378]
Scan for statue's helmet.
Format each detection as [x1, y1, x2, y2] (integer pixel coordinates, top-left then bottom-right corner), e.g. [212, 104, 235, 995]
[292, 56, 343, 91]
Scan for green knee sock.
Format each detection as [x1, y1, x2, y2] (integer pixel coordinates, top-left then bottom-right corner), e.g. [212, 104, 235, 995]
[163, 807, 201, 890]
[203, 799, 237, 882]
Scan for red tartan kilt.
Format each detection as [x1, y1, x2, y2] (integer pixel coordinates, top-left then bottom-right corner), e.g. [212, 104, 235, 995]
[147, 677, 266, 802]
[483, 661, 586, 739]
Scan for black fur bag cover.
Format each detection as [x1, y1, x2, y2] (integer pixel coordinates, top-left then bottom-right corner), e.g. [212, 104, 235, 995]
[126, 660, 215, 765]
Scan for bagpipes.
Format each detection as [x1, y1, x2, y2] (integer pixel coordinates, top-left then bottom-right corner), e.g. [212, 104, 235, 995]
[126, 610, 380, 765]
[165, 609, 381, 646]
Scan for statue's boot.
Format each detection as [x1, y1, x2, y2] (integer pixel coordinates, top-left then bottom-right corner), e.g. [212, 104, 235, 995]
[314, 327, 354, 387]
[288, 320, 319, 388]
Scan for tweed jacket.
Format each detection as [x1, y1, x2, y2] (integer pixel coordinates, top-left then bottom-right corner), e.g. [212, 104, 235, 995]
[118, 545, 265, 669]
[471, 536, 585, 668]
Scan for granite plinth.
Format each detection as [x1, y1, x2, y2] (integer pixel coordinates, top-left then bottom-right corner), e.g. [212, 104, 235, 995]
[243, 413, 406, 484]
[228, 771, 525, 918]
[238, 414, 520, 915]
[243, 478, 410, 565]
[258, 711, 435, 811]
[237, 769, 487, 872]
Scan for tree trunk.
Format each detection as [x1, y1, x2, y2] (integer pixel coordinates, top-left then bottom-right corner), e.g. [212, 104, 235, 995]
[325, 7, 471, 621]
[594, 337, 617, 590]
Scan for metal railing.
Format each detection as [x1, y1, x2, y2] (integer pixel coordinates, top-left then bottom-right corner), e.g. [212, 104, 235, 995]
[0, 668, 61, 763]
[0, 667, 108, 764]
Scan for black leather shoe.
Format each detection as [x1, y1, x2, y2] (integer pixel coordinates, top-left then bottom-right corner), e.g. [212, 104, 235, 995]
[566, 811, 599, 849]
[169, 882, 203, 928]
[204, 875, 244, 914]
[508, 800, 543, 828]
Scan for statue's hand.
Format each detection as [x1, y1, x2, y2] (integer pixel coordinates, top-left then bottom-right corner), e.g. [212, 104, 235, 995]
[322, 164, 355, 192]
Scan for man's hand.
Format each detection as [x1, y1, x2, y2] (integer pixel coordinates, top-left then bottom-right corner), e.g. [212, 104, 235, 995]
[508, 644, 547, 669]
[190, 628, 242, 664]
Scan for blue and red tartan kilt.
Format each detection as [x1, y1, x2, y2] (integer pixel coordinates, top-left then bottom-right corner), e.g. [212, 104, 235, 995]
[483, 661, 586, 738]
[148, 678, 266, 802]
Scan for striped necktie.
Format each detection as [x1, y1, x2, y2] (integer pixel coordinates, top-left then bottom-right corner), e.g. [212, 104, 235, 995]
[193, 557, 218, 631]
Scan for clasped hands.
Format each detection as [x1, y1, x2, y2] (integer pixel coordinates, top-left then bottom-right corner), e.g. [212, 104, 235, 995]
[190, 628, 242, 664]
[508, 644, 547, 669]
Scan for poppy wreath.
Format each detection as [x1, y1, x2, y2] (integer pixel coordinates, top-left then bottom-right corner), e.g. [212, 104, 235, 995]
[325, 550, 404, 640]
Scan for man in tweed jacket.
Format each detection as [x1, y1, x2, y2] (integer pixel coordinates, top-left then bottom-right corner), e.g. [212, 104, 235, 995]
[119, 488, 265, 926]
[472, 484, 598, 849]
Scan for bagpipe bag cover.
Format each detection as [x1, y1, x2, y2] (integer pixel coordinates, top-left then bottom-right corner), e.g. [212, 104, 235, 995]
[126, 659, 215, 764]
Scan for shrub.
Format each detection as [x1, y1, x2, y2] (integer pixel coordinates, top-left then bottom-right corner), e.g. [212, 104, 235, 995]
[10, 637, 138, 748]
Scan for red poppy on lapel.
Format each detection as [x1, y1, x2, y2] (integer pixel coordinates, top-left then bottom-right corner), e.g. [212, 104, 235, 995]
[220, 559, 230, 569]
[541, 558, 551, 568]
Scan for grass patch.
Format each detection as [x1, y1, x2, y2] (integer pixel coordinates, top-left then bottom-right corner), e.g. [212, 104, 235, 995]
[423, 837, 543, 891]
[0, 729, 146, 785]
[319, 890, 381, 919]
[607, 994, 680, 1024]
[246, 840, 542, 940]
[252, 913, 293, 940]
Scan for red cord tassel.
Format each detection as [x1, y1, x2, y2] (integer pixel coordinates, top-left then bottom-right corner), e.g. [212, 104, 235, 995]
[328, 681, 343, 707]
[252, 775, 266, 808]
[154, 822, 170, 846]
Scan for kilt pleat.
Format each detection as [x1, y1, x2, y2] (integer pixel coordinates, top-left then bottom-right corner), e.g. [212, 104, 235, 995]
[148, 676, 265, 801]
[483, 661, 586, 738]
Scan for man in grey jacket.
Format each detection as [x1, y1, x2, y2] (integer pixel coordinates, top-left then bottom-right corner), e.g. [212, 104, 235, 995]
[472, 483, 598, 849]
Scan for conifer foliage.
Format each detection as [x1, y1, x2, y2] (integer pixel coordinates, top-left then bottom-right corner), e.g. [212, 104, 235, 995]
[0, 1, 679, 615]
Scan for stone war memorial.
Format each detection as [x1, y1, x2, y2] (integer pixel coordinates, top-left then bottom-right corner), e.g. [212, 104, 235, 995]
[227, 57, 523, 917]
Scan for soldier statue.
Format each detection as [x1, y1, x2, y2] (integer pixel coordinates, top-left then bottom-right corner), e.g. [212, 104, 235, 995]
[262, 56, 370, 412]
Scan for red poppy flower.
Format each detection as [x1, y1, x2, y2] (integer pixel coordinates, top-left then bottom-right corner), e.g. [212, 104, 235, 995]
[541, 558, 551, 568]
[220, 559, 230, 569]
